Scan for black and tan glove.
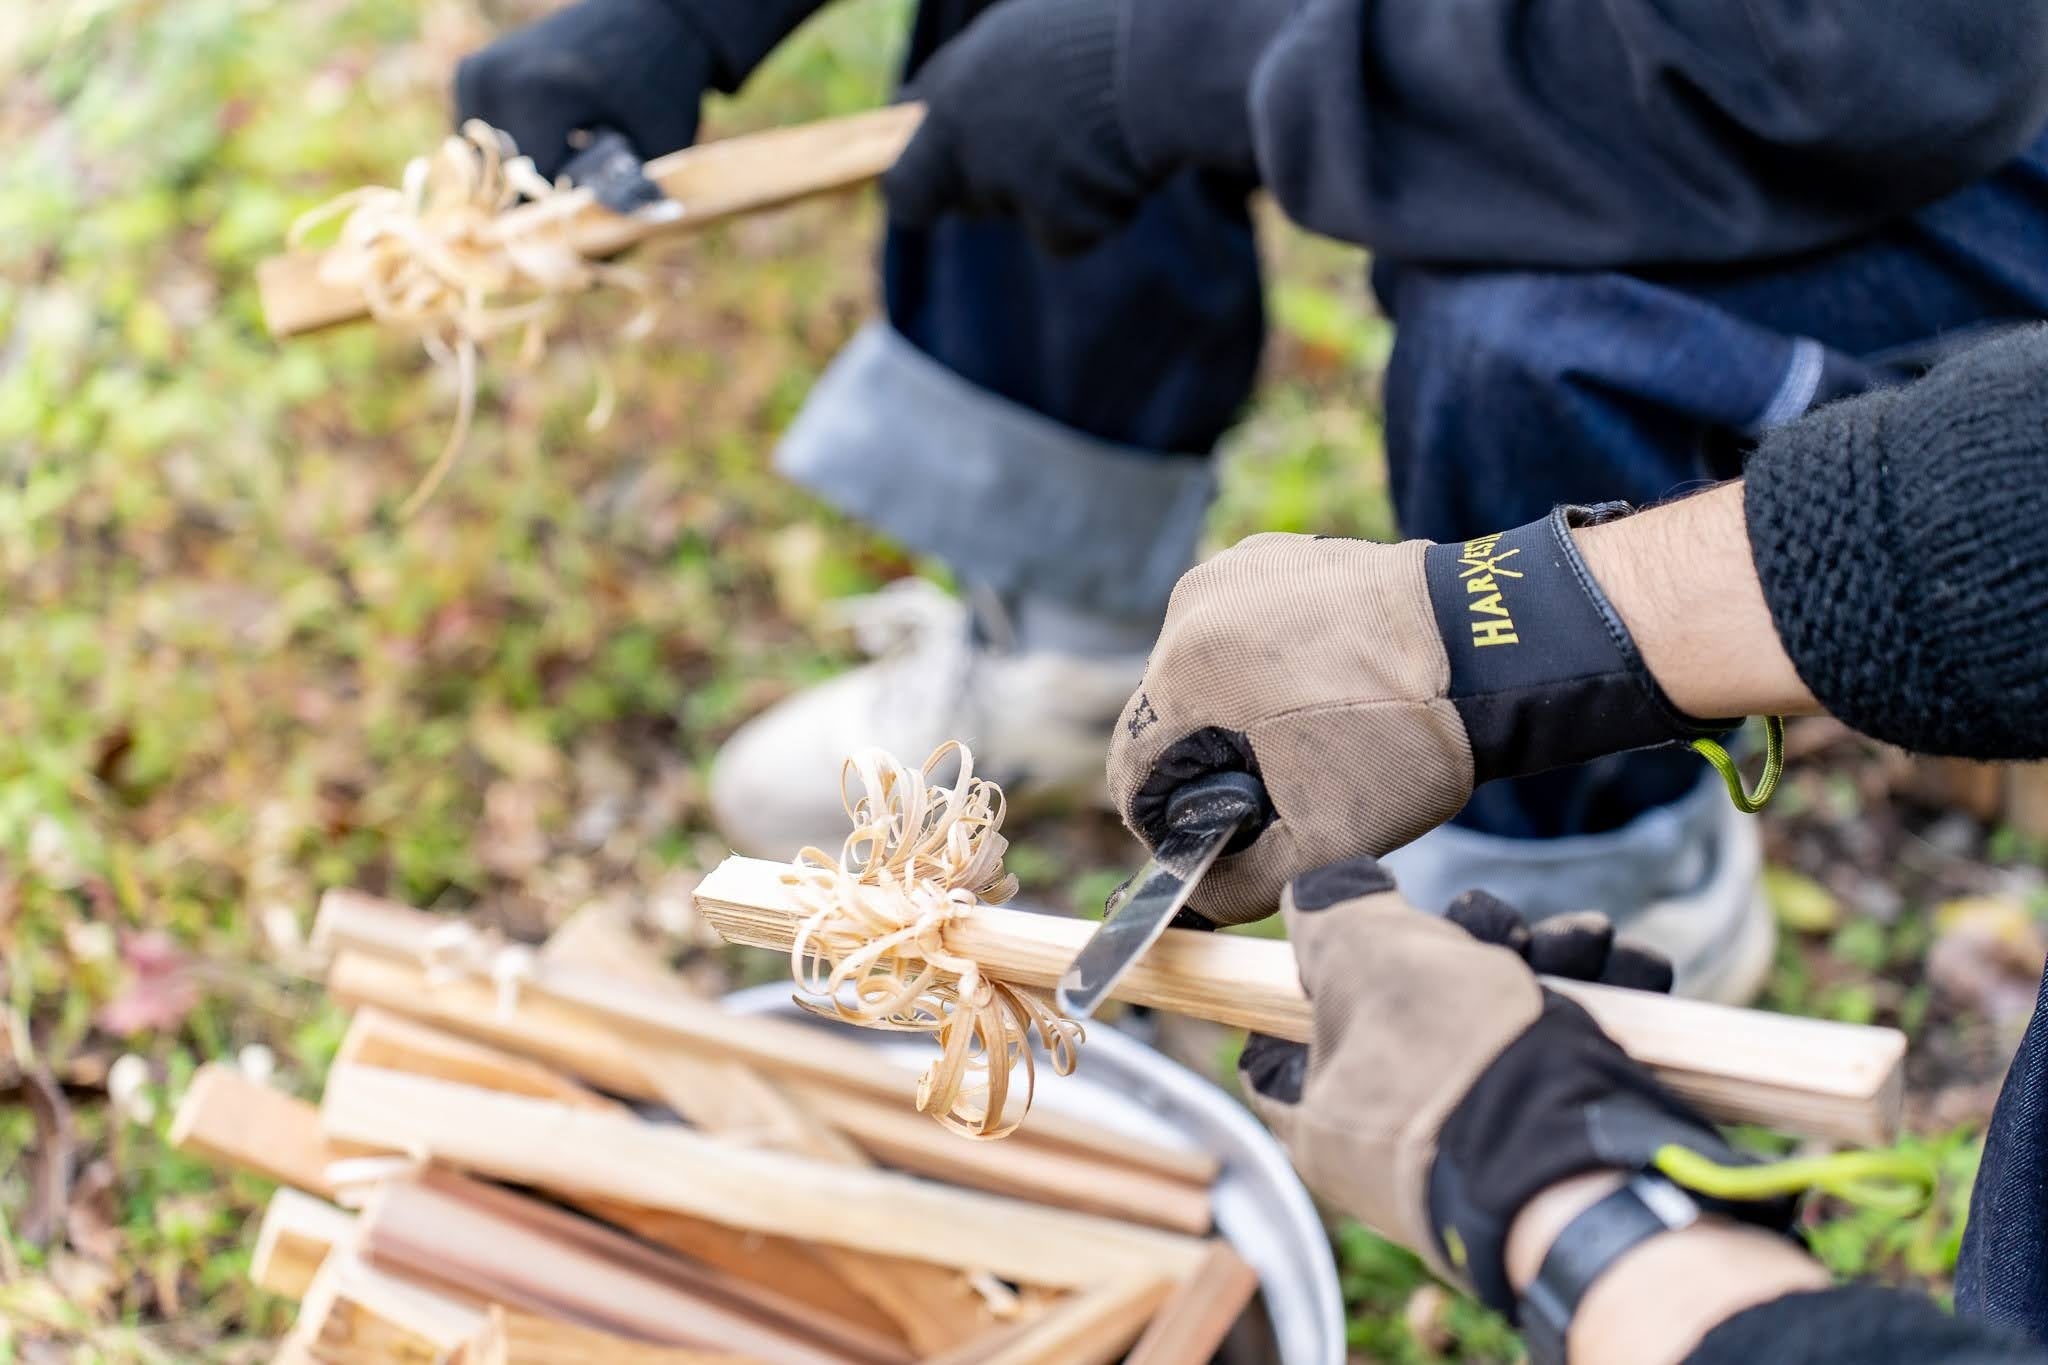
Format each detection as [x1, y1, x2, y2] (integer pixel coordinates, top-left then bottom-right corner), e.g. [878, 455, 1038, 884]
[1239, 857, 1789, 1316]
[1106, 506, 1735, 926]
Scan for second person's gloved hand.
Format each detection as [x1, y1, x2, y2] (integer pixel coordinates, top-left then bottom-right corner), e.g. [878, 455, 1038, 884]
[1240, 857, 1785, 1316]
[1107, 509, 1737, 926]
[883, 0, 1298, 253]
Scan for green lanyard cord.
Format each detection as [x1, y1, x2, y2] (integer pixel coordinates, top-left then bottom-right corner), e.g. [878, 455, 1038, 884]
[1692, 715, 1786, 814]
[1653, 1143, 1937, 1217]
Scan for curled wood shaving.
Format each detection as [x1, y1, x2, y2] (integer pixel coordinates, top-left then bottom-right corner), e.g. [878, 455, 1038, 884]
[289, 120, 655, 517]
[785, 743, 1084, 1139]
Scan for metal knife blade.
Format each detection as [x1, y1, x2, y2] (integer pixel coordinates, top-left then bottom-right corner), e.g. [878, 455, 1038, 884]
[561, 128, 682, 222]
[1055, 770, 1266, 1020]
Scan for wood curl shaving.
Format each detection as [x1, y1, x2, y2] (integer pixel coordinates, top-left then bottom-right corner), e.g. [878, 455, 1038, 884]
[785, 743, 1083, 1139]
[289, 120, 655, 517]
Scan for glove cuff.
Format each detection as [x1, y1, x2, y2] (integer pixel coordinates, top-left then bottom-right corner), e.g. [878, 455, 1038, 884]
[1422, 504, 1739, 785]
[1424, 992, 1795, 1316]
[1119, 0, 1299, 173]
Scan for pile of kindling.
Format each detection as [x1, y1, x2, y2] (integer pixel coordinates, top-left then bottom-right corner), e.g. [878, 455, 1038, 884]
[170, 890, 1259, 1365]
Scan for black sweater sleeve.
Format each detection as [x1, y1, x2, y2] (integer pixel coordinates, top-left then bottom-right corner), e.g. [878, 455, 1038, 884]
[1745, 326, 2048, 761]
[1243, 0, 2048, 268]
[1685, 1287, 2047, 1365]
[667, 0, 830, 90]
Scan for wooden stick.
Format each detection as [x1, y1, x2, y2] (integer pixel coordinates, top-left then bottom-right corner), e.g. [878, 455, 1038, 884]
[695, 855, 1907, 1143]
[356, 1171, 893, 1365]
[259, 104, 923, 338]
[1123, 1242, 1260, 1365]
[315, 891, 1218, 1185]
[339, 1007, 619, 1113]
[474, 1306, 765, 1365]
[169, 1064, 360, 1198]
[977, 1277, 1173, 1365]
[292, 1250, 484, 1364]
[252, 1189, 357, 1301]
[321, 1066, 1207, 1287]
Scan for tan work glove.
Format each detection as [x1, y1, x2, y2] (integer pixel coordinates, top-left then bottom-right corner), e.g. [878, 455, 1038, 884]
[1107, 509, 1734, 926]
[1240, 857, 1780, 1316]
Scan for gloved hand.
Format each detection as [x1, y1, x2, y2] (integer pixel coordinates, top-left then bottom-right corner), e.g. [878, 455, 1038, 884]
[882, 0, 1297, 253]
[1106, 508, 1735, 926]
[455, 0, 821, 180]
[1239, 857, 1784, 1316]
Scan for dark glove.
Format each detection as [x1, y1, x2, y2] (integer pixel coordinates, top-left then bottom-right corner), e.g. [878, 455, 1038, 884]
[454, 0, 821, 179]
[1106, 507, 1736, 926]
[883, 0, 1297, 253]
[1239, 857, 1788, 1317]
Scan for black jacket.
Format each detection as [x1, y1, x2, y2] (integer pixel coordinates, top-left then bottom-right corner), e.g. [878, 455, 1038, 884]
[1248, 0, 2048, 266]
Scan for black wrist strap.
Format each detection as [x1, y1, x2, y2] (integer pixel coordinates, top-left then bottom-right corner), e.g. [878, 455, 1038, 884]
[1518, 1173, 1699, 1365]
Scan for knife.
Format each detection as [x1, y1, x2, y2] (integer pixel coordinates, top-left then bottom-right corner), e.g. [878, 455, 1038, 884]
[559, 128, 683, 223]
[1055, 769, 1267, 1020]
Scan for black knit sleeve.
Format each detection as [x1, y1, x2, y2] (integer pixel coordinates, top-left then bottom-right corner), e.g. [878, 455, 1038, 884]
[1685, 1287, 2047, 1365]
[1745, 327, 2048, 761]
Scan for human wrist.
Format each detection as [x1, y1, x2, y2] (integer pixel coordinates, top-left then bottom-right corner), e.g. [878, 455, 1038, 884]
[1508, 1174, 1828, 1365]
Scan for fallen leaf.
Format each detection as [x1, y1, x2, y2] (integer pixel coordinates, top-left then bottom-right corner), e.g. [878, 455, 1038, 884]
[96, 931, 201, 1036]
[1764, 866, 1841, 934]
[1928, 896, 2047, 1028]
[13, 1065, 74, 1248]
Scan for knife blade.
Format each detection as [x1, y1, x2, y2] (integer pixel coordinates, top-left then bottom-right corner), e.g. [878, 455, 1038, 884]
[1055, 769, 1267, 1020]
[560, 128, 683, 222]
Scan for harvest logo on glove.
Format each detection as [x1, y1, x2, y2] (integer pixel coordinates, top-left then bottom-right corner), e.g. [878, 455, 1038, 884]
[1454, 531, 1524, 647]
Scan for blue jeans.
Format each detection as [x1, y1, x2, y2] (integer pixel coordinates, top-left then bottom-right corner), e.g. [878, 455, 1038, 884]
[1959, 970, 2048, 1341]
[783, 0, 2048, 837]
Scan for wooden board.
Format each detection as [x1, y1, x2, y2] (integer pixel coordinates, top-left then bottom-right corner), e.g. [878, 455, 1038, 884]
[978, 1277, 1172, 1365]
[314, 891, 1218, 1184]
[321, 1065, 1207, 1288]
[170, 1064, 361, 1198]
[260, 105, 922, 337]
[252, 1189, 357, 1301]
[694, 855, 1907, 1144]
[292, 1250, 484, 1364]
[1124, 1242, 1261, 1365]
[474, 1307, 765, 1365]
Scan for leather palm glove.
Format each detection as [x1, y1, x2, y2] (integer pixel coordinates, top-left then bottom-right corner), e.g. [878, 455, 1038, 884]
[1106, 507, 1735, 927]
[882, 0, 1297, 253]
[1240, 857, 1789, 1317]
[454, 0, 820, 179]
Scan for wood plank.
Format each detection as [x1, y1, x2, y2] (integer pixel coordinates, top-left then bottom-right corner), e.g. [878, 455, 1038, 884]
[321, 1066, 1207, 1287]
[978, 1277, 1173, 1365]
[169, 1064, 357, 1198]
[292, 1250, 484, 1364]
[356, 1171, 891, 1365]
[260, 105, 923, 338]
[252, 1189, 357, 1301]
[1123, 1242, 1260, 1365]
[694, 855, 1907, 1144]
[315, 892, 1217, 1184]
[339, 1007, 618, 1112]
[474, 1306, 764, 1365]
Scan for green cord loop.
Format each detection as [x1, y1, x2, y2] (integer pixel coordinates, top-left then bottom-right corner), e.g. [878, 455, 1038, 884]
[1692, 715, 1786, 814]
[1653, 1143, 1937, 1217]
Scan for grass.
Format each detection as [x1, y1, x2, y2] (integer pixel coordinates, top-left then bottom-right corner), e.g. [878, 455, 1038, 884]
[1, 0, 2035, 1359]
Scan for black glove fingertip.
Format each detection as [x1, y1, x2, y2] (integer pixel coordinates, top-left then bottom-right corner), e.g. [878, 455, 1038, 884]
[1445, 890, 1533, 956]
[1239, 1032, 1307, 1103]
[881, 125, 963, 229]
[1287, 855, 1395, 912]
[1601, 944, 1676, 994]
[1526, 911, 1617, 982]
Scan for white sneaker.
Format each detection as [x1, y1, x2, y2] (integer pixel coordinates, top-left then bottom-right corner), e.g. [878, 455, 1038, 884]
[709, 580, 1146, 860]
[1380, 774, 1777, 1005]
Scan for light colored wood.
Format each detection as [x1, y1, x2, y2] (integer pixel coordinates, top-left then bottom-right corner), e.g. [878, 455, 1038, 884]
[293, 1249, 484, 1364]
[260, 105, 924, 338]
[475, 1306, 764, 1365]
[321, 1066, 1207, 1287]
[356, 1170, 892, 1365]
[169, 1064, 360, 1198]
[316, 892, 1218, 1184]
[976, 1276, 1172, 1365]
[695, 855, 1908, 1143]
[1123, 1241, 1260, 1365]
[252, 1189, 357, 1301]
[339, 1007, 619, 1112]
[779, 1081, 1210, 1235]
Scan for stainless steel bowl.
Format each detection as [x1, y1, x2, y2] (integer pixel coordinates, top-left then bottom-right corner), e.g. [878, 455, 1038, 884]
[725, 983, 1346, 1365]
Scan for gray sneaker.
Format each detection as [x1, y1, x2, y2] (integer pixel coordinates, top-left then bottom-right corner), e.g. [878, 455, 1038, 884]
[1380, 773, 1776, 1004]
[709, 580, 1145, 860]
